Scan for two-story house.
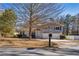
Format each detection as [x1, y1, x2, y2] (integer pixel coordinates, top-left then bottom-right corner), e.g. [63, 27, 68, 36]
[20, 19, 64, 39]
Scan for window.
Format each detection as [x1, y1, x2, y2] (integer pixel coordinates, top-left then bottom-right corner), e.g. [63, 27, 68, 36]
[55, 26, 61, 30]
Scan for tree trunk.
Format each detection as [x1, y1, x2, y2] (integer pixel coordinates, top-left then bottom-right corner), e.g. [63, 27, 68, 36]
[77, 25, 78, 35]
[29, 20, 32, 40]
[66, 24, 69, 35]
[29, 4, 33, 40]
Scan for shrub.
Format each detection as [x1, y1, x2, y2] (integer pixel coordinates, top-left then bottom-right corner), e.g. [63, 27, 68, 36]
[60, 35, 65, 39]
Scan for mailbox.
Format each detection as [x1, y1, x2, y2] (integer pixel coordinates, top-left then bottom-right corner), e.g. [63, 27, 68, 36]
[49, 33, 52, 38]
[48, 33, 52, 47]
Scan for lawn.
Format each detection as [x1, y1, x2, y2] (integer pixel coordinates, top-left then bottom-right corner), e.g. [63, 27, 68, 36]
[0, 38, 79, 48]
[0, 38, 58, 48]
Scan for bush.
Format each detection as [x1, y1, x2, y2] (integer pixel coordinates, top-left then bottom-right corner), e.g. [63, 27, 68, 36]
[60, 35, 65, 39]
[1, 33, 13, 38]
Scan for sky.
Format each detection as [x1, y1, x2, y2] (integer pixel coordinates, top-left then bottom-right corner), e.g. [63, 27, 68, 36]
[0, 3, 79, 16]
[62, 3, 79, 16]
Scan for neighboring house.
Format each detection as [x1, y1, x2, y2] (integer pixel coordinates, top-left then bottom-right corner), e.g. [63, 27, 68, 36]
[0, 9, 4, 15]
[19, 19, 64, 39]
[69, 22, 79, 35]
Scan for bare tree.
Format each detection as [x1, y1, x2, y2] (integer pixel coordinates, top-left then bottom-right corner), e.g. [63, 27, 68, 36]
[11, 3, 63, 40]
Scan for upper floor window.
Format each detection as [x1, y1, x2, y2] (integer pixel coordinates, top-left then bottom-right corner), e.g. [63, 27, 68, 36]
[55, 26, 61, 30]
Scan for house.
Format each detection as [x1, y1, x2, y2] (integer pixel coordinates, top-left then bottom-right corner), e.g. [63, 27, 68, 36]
[18, 19, 64, 39]
[0, 9, 4, 15]
[34, 21, 64, 39]
[68, 21, 79, 35]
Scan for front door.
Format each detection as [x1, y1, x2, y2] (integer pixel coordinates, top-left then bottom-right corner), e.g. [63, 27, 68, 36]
[32, 32, 36, 38]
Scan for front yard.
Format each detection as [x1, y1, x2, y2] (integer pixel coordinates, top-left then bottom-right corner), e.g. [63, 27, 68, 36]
[0, 38, 58, 48]
[0, 38, 79, 48]
[0, 38, 79, 55]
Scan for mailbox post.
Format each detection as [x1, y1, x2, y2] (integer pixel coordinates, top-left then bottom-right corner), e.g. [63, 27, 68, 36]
[49, 33, 52, 47]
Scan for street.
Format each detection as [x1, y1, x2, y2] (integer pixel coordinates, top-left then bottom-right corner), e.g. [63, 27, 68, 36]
[0, 47, 79, 56]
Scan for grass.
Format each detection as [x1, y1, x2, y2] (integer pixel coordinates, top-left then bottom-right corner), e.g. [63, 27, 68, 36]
[0, 38, 79, 48]
[0, 38, 59, 48]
